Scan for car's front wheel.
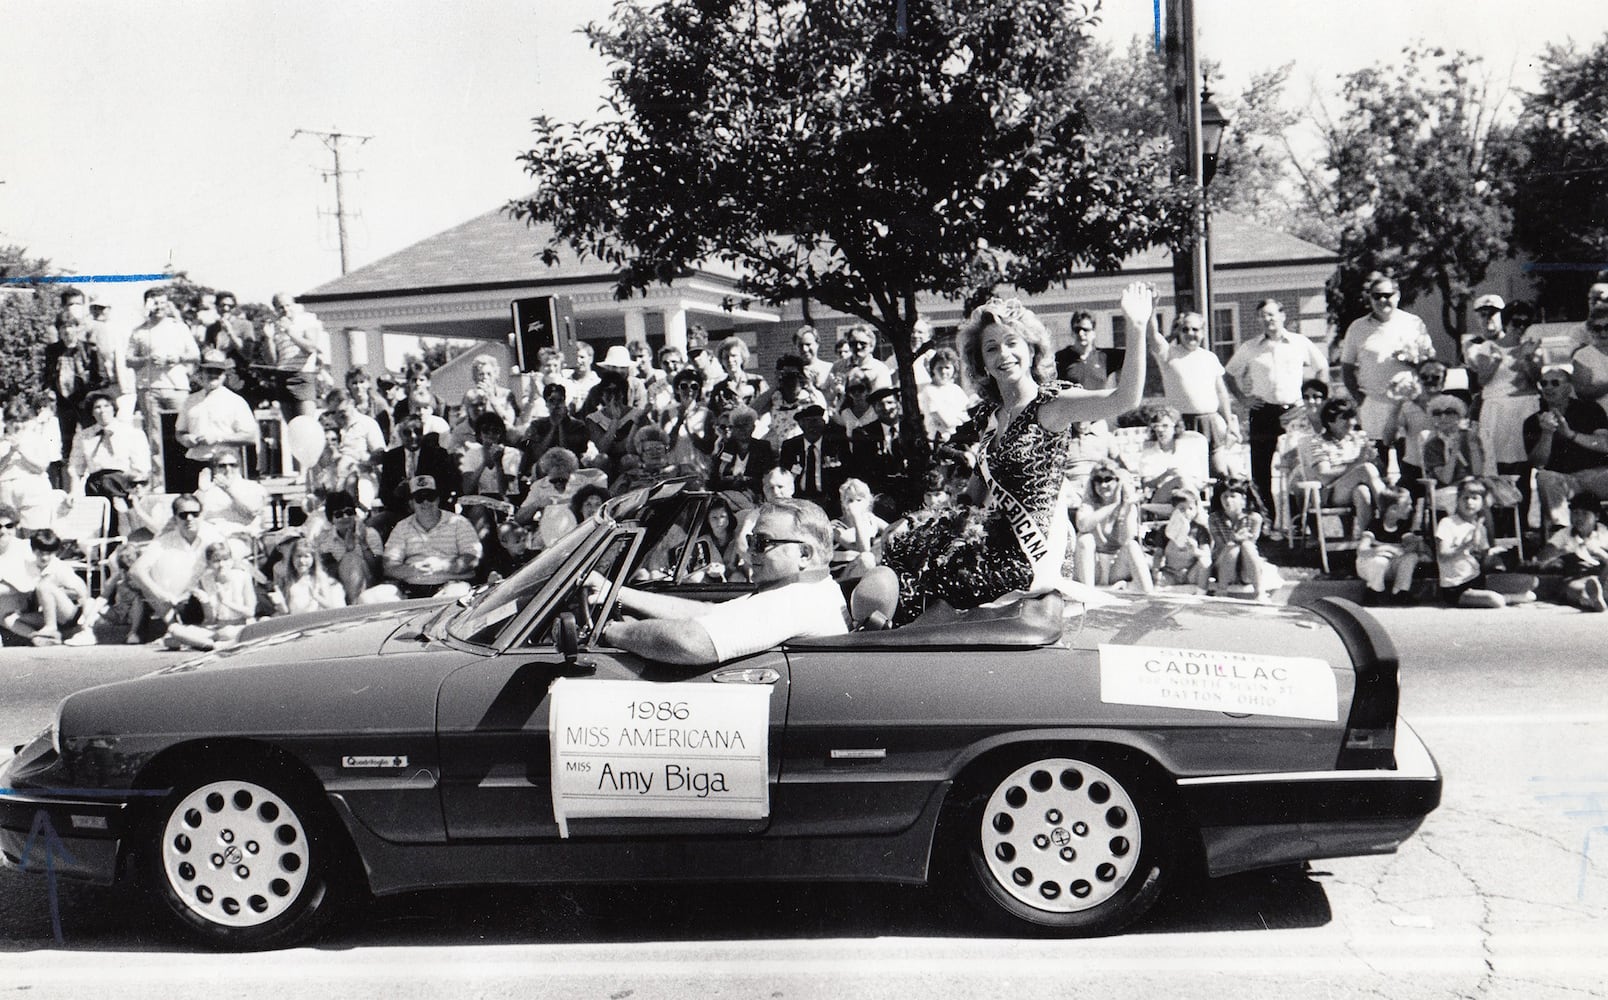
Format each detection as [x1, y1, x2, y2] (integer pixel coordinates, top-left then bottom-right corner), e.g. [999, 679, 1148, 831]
[141, 765, 344, 949]
[950, 753, 1174, 936]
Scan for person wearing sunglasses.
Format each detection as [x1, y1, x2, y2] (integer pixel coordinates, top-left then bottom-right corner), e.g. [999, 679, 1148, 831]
[1339, 273, 1436, 444]
[369, 475, 481, 602]
[126, 494, 227, 640]
[1525, 364, 1608, 535]
[828, 324, 893, 396]
[591, 498, 847, 666]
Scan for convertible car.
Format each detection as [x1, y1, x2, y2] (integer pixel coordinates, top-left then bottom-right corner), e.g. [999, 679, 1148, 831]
[0, 481, 1441, 949]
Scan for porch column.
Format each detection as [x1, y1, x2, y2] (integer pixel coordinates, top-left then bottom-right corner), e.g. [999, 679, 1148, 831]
[661, 304, 688, 353]
[623, 307, 648, 347]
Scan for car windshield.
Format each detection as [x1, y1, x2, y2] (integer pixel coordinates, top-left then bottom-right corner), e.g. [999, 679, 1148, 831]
[446, 521, 592, 644]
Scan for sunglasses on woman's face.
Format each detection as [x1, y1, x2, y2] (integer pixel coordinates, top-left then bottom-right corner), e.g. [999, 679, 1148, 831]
[1430, 408, 1462, 417]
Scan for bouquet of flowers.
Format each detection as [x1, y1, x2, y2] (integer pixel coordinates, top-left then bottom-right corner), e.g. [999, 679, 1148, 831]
[1384, 370, 1422, 402]
[1393, 340, 1432, 366]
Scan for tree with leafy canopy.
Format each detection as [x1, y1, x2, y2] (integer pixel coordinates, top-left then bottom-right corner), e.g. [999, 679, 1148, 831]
[509, 0, 1195, 437]
[1323, 44, 1513, 349]
[0, 245, 62, 413]
[1507, 33, 1608, 319]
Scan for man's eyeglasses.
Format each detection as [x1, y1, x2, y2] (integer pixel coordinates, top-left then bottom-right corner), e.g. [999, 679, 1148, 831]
[1429, 408, 1462, 417]
[1371, 291, 1396, 300]
[846, 341, 872, 350]
[330, 509, 357, 519]
[749, 534, 804, 554]
[1540, 378, 1571, 387]
[175, 510, 202, 520]
[413, 492, 440, 503]
[0, 521, 16, 530]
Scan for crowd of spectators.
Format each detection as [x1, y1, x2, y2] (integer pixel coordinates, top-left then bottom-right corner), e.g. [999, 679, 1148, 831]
[8, 270, 1608, 650]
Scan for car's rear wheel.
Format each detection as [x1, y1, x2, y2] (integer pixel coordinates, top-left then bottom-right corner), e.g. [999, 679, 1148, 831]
[142, 765, 343, 949]
[949, 753, 1174, 936]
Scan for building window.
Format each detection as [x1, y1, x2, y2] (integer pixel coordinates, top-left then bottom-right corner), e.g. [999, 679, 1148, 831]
[1210, 304, 1239, 362]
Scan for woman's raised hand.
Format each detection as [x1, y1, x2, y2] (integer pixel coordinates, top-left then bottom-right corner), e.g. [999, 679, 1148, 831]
[1120, 282, 1157, 328]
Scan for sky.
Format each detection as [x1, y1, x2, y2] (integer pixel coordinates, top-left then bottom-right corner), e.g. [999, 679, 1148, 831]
[4, 0, 1608, 322]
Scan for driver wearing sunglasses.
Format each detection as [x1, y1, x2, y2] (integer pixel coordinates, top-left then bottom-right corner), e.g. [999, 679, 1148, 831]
[589, 498, 848, 665]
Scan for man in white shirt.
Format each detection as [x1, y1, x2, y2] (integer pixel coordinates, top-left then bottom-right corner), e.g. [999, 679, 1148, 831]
[266, 292, 330, 418]
[88, 302, 137, 419]
[594, 498, 849, 665]
[367, 475, 481, 601]
[793, 326, 837, 401]
[1226, 299, 1330, 508]
[176, 349, 260, 490]
[128, 287, 200, 420]
[1340, 275, 1435, 441]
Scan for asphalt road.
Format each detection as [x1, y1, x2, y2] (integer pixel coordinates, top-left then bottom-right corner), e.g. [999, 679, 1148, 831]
[1, 602, 1605, 999]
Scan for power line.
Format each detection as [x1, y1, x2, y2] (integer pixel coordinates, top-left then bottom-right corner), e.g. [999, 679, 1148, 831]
[291, 127, 372, 275]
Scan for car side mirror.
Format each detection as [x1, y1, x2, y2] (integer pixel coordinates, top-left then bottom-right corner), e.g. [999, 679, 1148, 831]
[556, 612, 580, 664]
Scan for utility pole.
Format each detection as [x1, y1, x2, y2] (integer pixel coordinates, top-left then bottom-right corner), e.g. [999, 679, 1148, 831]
[292, 128, 371, 275]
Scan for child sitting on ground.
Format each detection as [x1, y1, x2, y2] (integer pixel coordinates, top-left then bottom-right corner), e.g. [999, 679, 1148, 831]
[1535, 494, 1608, 612]
[1153, 489, 1211, 594]
[99, 543, 148, 644]
[1, 529, 101, 646]
[1436, 477, 1537, 608]
[1206, 478, 1282, 602]
[165, 542, 256, 650]
[1355, 487, 1428, 604]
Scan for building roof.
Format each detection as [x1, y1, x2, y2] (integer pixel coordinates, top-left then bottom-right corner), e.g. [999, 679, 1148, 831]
[300, 206, 619, 302]
[1118, 213, 1336, 272]
[301, 204, 1335, 303]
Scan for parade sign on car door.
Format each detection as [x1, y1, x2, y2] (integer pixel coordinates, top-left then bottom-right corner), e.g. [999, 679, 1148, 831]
[549, 678, 772, 836]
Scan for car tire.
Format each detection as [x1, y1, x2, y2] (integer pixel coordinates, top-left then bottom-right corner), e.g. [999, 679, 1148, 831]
[140, 762, 345, 949]
[947, 752, 1175, 936]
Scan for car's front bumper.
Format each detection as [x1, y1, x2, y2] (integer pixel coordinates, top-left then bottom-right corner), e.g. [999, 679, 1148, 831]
[0, 745, 136, 886]
[1176, 716, 1443, 877]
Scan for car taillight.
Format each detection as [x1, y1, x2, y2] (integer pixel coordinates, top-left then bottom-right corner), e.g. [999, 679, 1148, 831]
[1308, 597, 1400, 769]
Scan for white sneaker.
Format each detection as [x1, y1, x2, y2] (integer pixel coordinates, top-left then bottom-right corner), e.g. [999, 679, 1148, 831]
[64, 630, 98, 646]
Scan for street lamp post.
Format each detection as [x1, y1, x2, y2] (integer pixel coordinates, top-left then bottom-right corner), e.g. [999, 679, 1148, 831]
[1198, 87, 1229, 342]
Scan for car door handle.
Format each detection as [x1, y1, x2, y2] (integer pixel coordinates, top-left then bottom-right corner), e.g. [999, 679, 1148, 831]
[712, 667, 782, 685]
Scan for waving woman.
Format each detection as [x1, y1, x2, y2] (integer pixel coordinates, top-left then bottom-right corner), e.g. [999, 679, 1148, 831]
[882, 283, 1155, 617]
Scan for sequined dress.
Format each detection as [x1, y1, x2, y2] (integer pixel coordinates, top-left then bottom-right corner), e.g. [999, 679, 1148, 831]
[883, 382, 1077, 619]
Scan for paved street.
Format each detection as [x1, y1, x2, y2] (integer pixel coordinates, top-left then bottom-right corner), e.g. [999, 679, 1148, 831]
[2, 603, 1605, 999]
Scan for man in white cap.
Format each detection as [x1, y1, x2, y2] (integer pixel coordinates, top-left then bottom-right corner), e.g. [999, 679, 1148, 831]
[1463, 293, 1506, 356]
[177, 349, 259, 465]
[365, 475, 481, 602]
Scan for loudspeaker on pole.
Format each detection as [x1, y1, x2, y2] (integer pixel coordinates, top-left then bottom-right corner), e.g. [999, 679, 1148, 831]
[510, 295, 577, 371]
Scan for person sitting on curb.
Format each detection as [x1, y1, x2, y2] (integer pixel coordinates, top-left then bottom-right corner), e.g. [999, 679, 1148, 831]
[360, 475, 481, 603]
[1355, 487, 1428, 605]
[165, 542, 256, 651]
[127, 493, 227, 643]
[1535, 493, 1608, 612]
[1, 529, 102, 646]
[1436, 477, 1538, 608]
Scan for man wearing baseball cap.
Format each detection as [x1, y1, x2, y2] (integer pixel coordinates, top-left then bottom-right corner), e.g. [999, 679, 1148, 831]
[174, 347, 260, 492]
[365, 475, 481, 602]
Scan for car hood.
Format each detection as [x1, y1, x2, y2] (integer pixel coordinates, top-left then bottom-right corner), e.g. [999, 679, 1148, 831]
[161, 603, 441, 674]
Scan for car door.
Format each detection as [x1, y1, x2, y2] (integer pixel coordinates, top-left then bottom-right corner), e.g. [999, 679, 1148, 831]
[435, 529, 790, 841]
